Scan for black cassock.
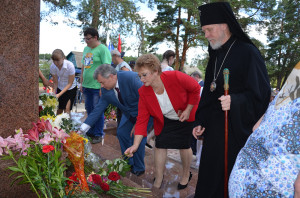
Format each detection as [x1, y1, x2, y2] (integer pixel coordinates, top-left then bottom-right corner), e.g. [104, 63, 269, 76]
[194, 36, 270, 197]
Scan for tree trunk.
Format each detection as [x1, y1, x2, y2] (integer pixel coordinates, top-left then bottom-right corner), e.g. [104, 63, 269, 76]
[174, 6, 181, 71]
[91, 0, 100, 29]
[276, 72, 283, 90]
[139, 23, 145, 55]
[180, 11, 192, 71]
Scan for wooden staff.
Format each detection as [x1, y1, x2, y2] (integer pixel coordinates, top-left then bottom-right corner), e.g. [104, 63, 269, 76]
[223, 68, 229, 198]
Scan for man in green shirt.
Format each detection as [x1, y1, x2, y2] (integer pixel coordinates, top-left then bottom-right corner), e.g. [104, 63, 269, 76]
[80, 27, 112, 144]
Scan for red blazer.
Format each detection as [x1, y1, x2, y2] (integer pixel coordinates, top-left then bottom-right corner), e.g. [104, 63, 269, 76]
[135, 71, 201, 137]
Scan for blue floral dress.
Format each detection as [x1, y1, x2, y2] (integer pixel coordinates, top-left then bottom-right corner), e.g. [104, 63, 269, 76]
[229, 96, 300, 198]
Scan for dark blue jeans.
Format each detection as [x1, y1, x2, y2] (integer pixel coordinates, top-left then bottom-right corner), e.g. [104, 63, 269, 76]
[83, 87, 104, 137]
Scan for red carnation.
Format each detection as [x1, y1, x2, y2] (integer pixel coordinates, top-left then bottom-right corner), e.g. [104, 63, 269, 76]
[88, 174, 102, 186]
[42, 145, 55, 153]
[100, 182, 110, 191]
[67, 172, 78, 185]
[108, 171, 120, 181]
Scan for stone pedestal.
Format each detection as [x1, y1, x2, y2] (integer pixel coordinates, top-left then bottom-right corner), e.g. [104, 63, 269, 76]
[0, 0, 40, 197]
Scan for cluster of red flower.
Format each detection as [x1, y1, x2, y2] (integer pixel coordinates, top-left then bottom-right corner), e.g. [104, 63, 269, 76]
[67, 171, 121, 192]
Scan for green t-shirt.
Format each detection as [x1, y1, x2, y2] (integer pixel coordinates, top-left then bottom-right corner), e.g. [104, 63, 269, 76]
[81, 44, 112, 89]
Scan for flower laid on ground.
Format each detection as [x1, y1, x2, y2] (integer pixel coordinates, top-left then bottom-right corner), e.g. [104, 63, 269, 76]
[85, 170, 151, 197]
[0, 119, 70, 198]
[108, 171, 121, 181]
[64, 139, 151, 198]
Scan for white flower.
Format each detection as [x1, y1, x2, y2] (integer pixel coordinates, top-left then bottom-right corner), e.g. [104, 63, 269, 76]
[53, 113, 70, 129]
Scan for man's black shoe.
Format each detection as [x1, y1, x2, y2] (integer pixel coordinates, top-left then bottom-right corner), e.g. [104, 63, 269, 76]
[130, 170, 145, 176]
[91, 136, 102, 144]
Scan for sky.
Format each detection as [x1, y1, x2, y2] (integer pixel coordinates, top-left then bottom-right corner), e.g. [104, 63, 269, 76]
[39, 2, 159, 57]
[39, 2, 267, 65]
[39, 1, 208, 64]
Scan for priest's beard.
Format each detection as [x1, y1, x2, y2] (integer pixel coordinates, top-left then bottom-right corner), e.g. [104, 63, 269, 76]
[209, 40, 223, 50]
[209, 30, 227, 50]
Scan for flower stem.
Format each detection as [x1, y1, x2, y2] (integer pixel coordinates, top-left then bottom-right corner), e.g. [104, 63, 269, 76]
[47, 153, 53, 198]
[10, 153, 41, 198]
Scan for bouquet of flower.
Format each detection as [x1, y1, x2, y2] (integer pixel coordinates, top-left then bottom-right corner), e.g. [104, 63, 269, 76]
[0, 119, 70, 198]
[104, 104, 117, 120]
[66, 157, 151, 198]
[39, 93, 58, 117]
[65, 138, 151, 198]
[64, 132, 89, 193]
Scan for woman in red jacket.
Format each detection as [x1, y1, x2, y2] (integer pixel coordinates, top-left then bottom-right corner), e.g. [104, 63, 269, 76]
[125, 54, 200, 189]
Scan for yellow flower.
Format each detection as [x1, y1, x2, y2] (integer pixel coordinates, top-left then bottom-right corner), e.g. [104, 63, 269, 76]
[44, 97, 58, 109]
[40, 114, 56, 122]
[83, 137, 89, 143]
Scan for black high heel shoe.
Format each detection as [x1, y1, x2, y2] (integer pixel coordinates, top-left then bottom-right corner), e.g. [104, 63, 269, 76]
[177, 172, 192, 190]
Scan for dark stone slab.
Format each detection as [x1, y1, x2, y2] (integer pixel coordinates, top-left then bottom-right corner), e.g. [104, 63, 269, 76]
[0, 0, 40, 197]
[0, 161, 36, 197]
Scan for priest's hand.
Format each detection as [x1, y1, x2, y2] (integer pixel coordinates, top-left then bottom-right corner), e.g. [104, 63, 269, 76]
[218, 95, 231, 111]
[192, 125, 205, 139]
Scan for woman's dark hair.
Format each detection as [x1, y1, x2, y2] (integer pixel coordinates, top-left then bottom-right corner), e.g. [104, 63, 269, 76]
[162, 50, 175, 61]
[83, 27, 99, 40]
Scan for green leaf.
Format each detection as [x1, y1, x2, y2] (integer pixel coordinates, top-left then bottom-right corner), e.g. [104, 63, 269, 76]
[119, 163, 123, 172]
[7, 166, 22, 172]
[1, 155, 12, 160]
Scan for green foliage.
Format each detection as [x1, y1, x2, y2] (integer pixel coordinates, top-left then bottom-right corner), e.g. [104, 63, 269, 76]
[41, 0, 75, 21]
[39, 94, 58, 117]
[99, 158, 131, 177]
[39, 53, 52, 60]
[39, 60, 51, 83]
[146, 0, 205, 70]
[77, 0, 143, 36]
[66, 191, 99, 198]
[122, 56, 137, 64]
[40, 106, 56, 117]
[42, 0, 300, 88]
[3, 144, 68, 198]
[60, 118, 74, 133]
[263, 0, 300, 89]
[104, 104, 117, 120]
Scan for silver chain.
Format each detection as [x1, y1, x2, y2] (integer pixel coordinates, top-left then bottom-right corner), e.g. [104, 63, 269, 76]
[213, 39, 236, 82]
